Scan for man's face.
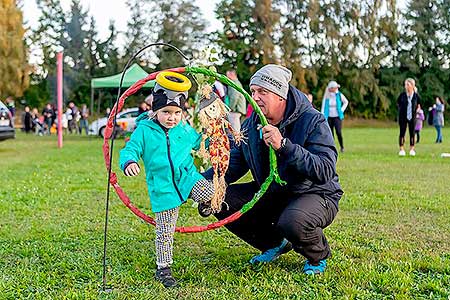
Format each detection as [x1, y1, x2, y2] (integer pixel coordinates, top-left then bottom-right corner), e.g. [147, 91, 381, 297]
[250, 85, 285, 124]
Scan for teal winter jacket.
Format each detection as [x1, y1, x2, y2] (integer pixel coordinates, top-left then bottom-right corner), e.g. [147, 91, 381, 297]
[119, 118, 204, 213]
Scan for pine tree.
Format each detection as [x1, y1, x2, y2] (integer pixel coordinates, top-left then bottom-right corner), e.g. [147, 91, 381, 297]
[123, 0, 150, 64]
[253, 0, 280, 64]
[214, 0, 266, 83]
[152, 0, 207, 70]
[399, 0, 449, 105]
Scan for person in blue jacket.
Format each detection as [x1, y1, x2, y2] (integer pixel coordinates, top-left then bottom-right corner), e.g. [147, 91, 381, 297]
[204, 64, 343, 275]
[321, 81, 349, 152]
[119, 73, 214, 288]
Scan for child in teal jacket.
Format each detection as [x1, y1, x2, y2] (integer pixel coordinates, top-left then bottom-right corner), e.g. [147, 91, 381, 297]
[119, 73, 214, 288]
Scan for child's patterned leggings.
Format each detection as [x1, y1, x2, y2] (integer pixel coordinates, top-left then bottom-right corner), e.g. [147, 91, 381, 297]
[155, 179, 215, 269]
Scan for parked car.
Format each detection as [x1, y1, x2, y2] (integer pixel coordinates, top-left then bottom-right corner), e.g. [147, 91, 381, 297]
[89, 107, 140, 137]
[0, 101, 15, 141]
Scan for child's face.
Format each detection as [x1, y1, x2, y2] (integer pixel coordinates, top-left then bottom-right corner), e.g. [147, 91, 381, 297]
[156, 106, 183, 128]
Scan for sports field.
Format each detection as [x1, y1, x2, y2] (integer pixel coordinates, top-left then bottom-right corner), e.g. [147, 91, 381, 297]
[1, 127, 449, 299]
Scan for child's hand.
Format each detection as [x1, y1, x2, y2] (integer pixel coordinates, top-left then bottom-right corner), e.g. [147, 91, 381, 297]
[125, 163, 140, 176]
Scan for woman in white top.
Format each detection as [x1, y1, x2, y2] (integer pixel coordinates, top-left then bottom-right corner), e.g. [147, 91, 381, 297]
[321, 81, 349, 152]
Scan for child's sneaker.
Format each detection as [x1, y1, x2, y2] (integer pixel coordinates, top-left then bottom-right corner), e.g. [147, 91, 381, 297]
[198, 201, 212, 217]
[303, 259, 327, 275]
[155, 267, 177, 288]
[249, 238, 292, 264]
[409, 149, 416, 156]
[398, 149, 406, 156]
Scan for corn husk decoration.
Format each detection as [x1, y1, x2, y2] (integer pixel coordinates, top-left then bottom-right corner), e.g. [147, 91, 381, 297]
[198, 85, 243, 213]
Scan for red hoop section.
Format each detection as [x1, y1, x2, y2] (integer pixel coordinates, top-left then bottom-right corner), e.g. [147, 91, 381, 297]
[103, 67, 244, 233]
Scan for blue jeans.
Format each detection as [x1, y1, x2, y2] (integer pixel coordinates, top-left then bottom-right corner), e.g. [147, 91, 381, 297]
[79, 119, 89, 135]
[435, 125, 443, 143]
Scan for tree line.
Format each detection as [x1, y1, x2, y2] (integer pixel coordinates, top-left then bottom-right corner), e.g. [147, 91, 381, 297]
[1, 0, 449, 119]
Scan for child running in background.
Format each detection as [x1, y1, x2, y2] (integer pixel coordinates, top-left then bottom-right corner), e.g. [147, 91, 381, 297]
[119, 72, 214, 288]
[414, 104, 425, 143]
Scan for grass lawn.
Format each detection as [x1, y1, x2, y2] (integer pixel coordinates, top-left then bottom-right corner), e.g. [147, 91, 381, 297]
[1, 127, 449, 299]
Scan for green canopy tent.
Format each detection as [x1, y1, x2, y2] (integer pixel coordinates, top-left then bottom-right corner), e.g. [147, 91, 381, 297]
[90, 63, 155, 114]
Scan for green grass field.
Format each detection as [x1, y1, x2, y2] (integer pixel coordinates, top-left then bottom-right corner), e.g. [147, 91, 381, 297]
[1, 127, 449, 299]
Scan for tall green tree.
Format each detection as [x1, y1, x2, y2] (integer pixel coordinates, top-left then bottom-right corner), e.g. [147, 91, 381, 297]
[96, 21, 121, 76]
[31, 0, 65, 78]
[214, 0, 278, 83]
[0, 0, 30, 98]
[398, 0, 449, 106]
[123, 0, 150, 65]
[150, 0, 207, 70]
[28, 0, 65, 107]
[60, 0, 91, 102]
[253, 0, 279, 64]
[28, 0, 120, 108]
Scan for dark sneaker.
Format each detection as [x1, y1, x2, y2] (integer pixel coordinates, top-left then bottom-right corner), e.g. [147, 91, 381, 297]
[249, 238, 293, 264]
[155, 267, 177, 288]
[198, 201, 212, 217]
[303, 259, 327, 275]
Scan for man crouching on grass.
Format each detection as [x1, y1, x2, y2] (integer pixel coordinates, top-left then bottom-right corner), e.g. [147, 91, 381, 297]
[203, 64, 343, 275]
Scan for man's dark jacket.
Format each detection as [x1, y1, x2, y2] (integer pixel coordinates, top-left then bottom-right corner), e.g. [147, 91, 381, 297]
[205, 85, 343, 208]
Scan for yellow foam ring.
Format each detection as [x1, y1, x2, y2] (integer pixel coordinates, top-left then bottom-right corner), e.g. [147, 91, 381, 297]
[156, 71, 192, 91]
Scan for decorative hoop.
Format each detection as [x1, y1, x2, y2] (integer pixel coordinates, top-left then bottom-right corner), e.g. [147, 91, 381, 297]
[103, 66, 285, 233]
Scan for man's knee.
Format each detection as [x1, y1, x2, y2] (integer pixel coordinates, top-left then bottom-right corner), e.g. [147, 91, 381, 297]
[277, 209, 314, 242]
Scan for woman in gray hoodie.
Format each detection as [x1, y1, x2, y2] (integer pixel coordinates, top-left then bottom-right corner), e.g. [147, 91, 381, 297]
[433, 96, 445, 143]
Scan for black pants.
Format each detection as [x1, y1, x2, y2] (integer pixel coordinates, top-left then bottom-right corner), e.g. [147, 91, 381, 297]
[327, 117, 344, 149]
[215, 182, 338, 263]
[399, 119, 415, 146]
[415, 130, 420, 143]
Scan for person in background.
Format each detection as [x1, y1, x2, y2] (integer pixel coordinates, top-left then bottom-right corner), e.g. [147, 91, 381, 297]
[79, 104, 89, 135]
[68, 102, 79, 134]
[105, 107, 111, 117]
[144, 94, 153, 112]
[433, 96, 445, 143]
[226, 69, 247, 131]
[31, 108, 45, 136]
[414, 104, 425, 144]
[321, 81, 349, 153]
[213, 80, 227, 103]
[246, 103, 253, 118]
[42, 103, 55, 135]
[22, 106, 33, 133]
[306, 93, 317, 109]
[397, 78, 421, 156]
[5, 96, 15, 127]
[138, 101, 150, 115]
